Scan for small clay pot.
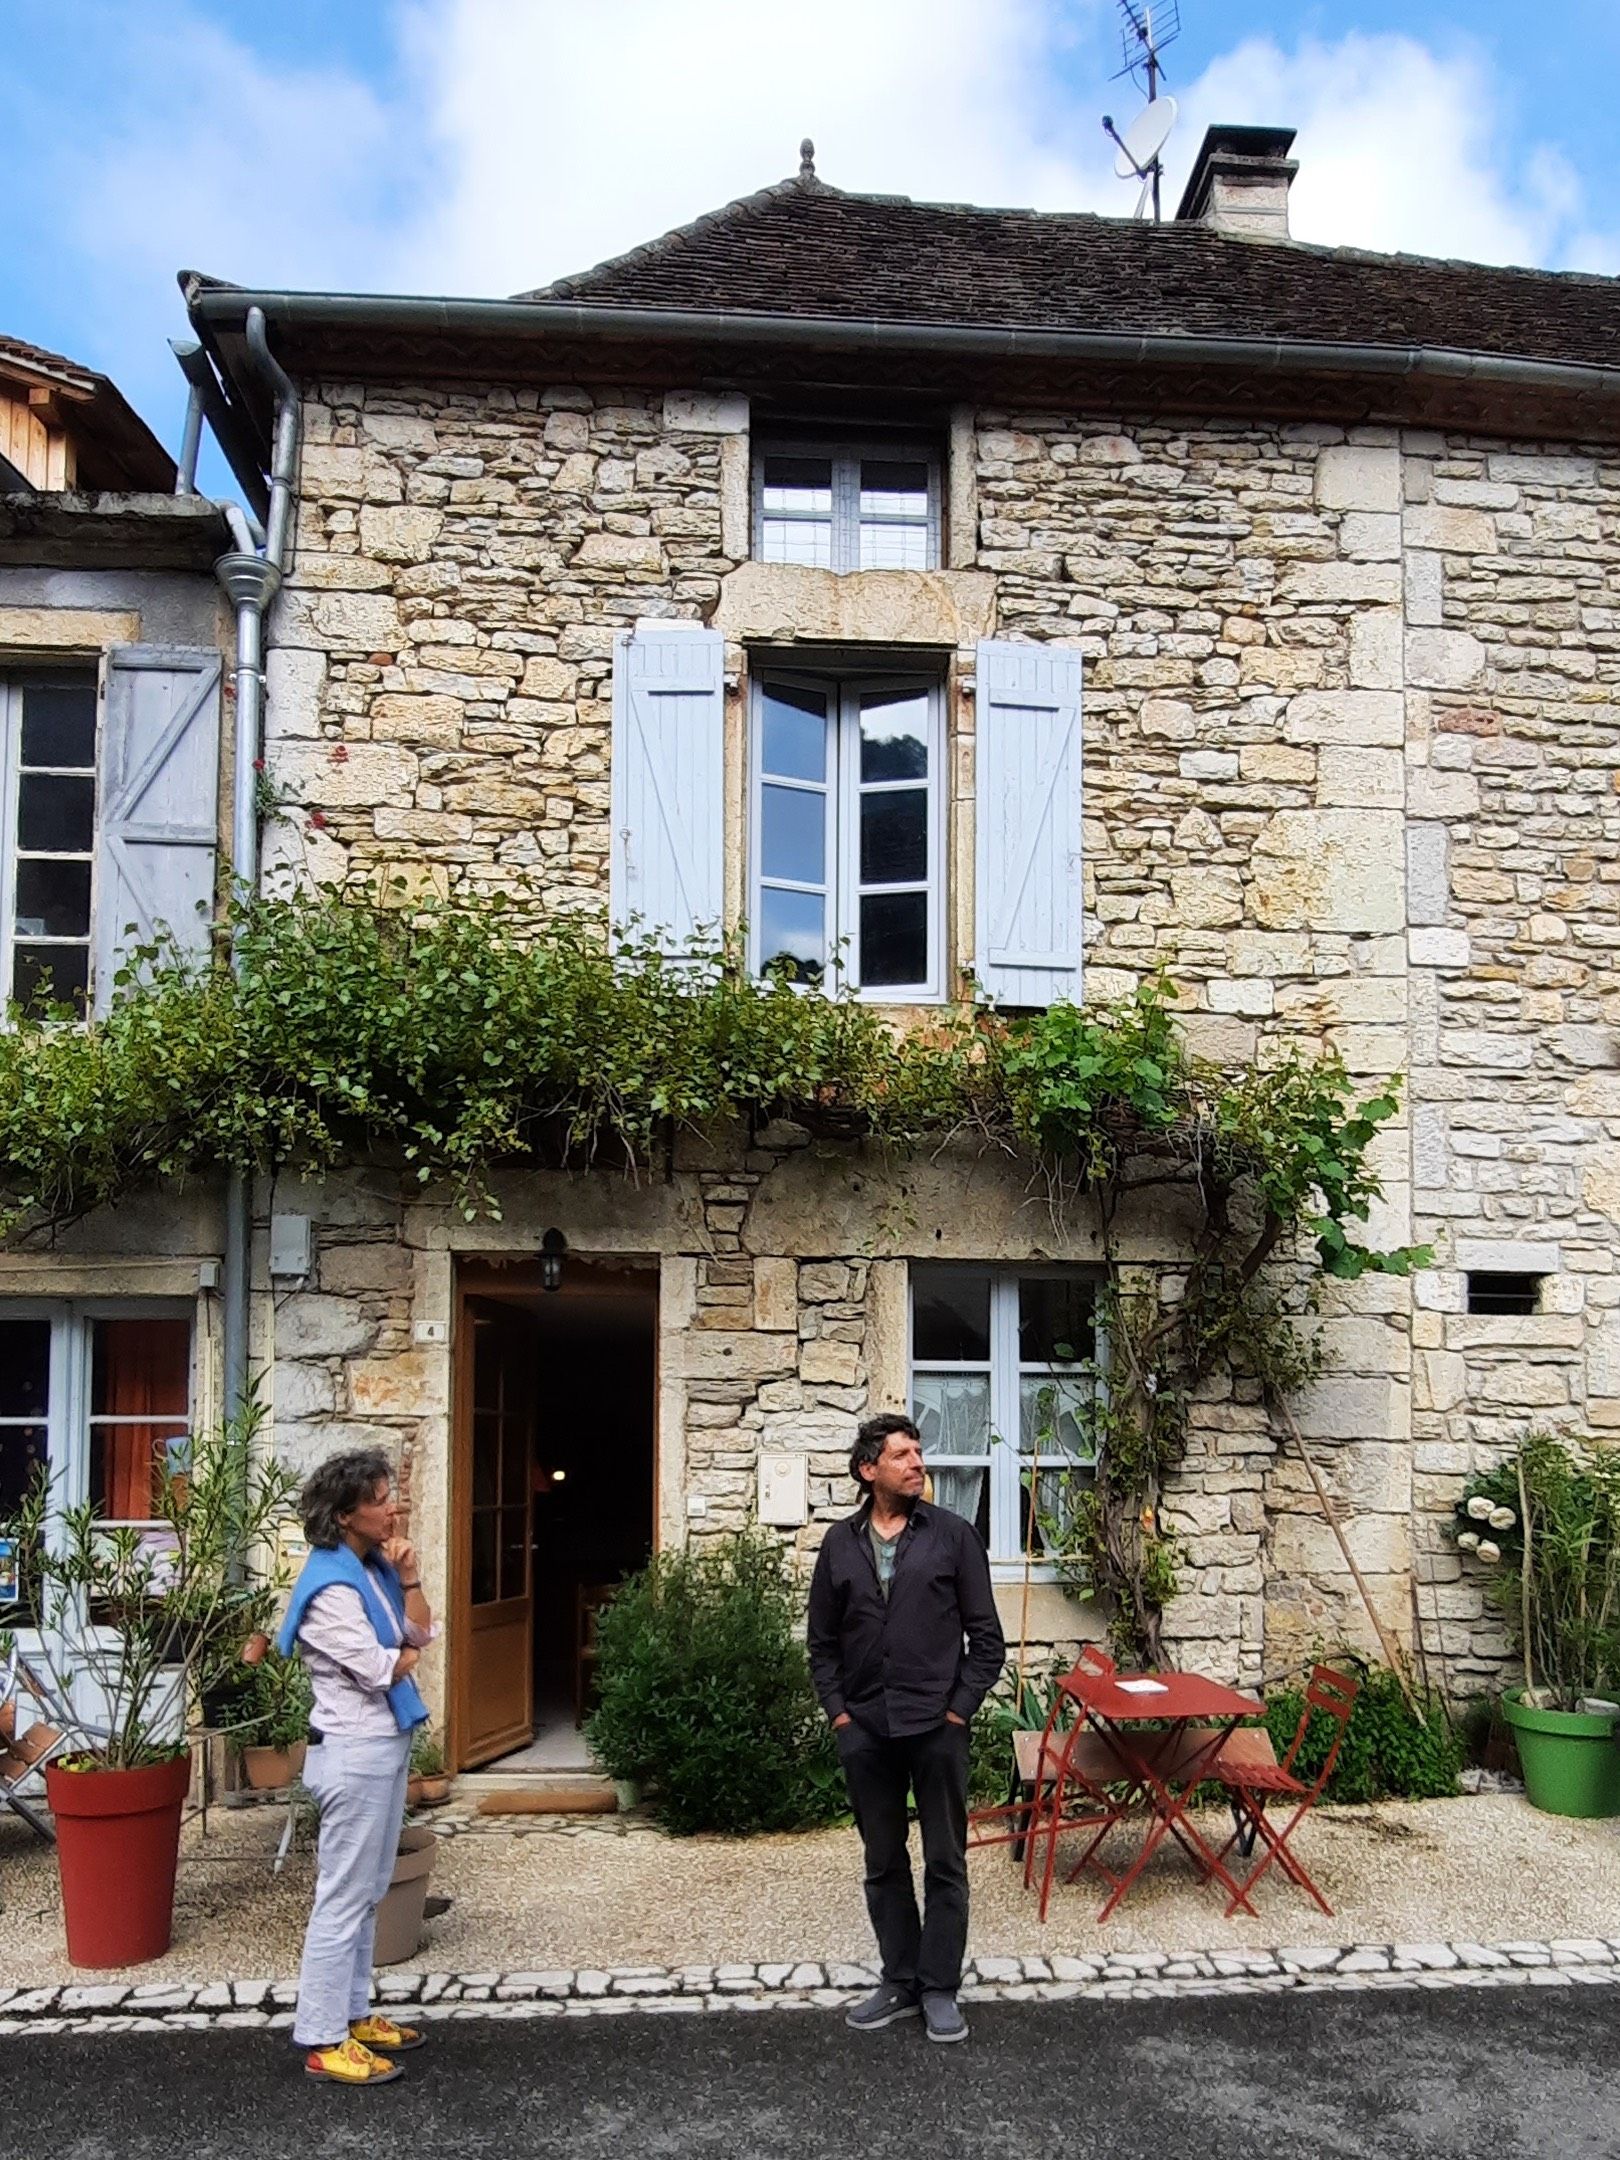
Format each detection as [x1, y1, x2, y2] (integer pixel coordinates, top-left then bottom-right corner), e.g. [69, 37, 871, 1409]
[417, 1774, 452, 1807]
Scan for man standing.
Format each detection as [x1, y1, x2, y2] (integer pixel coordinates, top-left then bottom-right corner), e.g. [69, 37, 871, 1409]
[808, 1412, 1005, 2045]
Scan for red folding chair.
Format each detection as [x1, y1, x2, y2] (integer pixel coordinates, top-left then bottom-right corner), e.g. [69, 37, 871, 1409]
[1206, 1662, 1360, 1916]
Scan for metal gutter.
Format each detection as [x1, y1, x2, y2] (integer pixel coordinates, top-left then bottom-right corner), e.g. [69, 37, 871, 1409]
[186, 286, 1620, 405]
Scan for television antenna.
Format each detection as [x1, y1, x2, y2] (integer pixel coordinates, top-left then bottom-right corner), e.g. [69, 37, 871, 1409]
[1101, 0, 1182, 222]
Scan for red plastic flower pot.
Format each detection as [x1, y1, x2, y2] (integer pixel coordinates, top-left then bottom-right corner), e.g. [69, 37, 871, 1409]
[45, 1753, 191, 1968]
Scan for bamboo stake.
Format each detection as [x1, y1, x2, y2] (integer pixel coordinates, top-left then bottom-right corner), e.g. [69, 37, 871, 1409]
[1015, 1422, 1041, 1712]
[1269, 1394, 1422, 1716]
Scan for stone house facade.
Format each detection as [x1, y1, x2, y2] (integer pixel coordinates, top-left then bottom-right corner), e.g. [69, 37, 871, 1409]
[11, 131, 1620, 1770]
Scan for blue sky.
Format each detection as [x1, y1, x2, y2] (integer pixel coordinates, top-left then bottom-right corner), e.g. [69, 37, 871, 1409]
[5, 0, 1619, 479]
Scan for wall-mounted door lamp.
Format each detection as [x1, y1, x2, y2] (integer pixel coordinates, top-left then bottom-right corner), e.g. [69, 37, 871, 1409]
[539, 1228, 568, 1292]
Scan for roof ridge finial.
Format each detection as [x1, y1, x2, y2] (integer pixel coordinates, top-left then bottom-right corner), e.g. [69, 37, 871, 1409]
[799, 138, 816, 180]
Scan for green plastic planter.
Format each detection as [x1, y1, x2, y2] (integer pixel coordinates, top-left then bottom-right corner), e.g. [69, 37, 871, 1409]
[1502, 1692, 1620, 1819]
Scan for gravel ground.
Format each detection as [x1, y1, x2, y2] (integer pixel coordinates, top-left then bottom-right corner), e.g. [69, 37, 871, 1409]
[2, 1791, 1616, 1987]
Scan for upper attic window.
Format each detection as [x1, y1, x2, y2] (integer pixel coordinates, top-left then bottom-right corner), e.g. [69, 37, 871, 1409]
[753, 436, 940, 572]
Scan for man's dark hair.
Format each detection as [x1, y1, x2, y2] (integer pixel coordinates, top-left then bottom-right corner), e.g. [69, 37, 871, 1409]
[299, 1447, 394, 1550]
[850, 1412, 921, 1489]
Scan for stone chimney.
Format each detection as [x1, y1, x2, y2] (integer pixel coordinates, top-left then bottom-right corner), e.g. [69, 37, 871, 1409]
[1175, 125, 1298, 240]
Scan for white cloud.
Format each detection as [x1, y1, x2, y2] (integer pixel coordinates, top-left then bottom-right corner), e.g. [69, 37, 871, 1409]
[1174, 32, 1620, 273]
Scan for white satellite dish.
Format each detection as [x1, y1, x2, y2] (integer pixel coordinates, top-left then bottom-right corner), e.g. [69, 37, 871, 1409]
[1113, 93, 1177, 178]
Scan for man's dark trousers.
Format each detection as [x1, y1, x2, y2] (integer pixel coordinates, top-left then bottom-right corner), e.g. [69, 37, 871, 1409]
[837, 1717, 971, 1996]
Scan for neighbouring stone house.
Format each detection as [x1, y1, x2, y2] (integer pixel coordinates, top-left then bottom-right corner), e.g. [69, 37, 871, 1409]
[11, 126, 1620, 1772]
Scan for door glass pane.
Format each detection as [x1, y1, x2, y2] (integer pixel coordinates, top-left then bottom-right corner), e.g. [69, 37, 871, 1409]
[21, 680, 97, 768]
[499, 1509, 527, 1601]
[859, 689, 929, 783]
[1018, 1277, 1094, 1366]
[761, 784, 826, 886]
[860, 789, 927, 884]
[911, 1269, 990, 1361]
[761, 684, 828, 782]
[859, 890, 927, 986]
[470, 1511, 497, 1606]
[17, 773, 95, 853]
[15, 858, 93, 939]
[11, 944, 90, 1014]
[472, 1412, 499, 1506]
[501, 1416, 528, 1504]
[912, 1371, 992, 1455]
[758, 886, 825, 984]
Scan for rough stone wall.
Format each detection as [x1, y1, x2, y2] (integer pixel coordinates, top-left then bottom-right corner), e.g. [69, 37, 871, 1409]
[265, 381, 736, 909]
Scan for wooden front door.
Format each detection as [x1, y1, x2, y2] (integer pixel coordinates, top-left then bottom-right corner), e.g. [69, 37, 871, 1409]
[456, 1300, 539, 1767]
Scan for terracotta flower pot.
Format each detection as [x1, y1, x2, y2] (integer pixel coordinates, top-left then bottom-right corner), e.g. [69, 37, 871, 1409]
[46, 1754, 191, 1968]
[373, 1825, 437, 1966]
[417, 1773, 452, 1807]
[406, 1774, 425, 1809]
[241, 1740, 307, 1791]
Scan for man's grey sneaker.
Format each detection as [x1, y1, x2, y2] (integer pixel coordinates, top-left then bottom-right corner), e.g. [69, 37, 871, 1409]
[845, 1983, 920, 2031]
[921, 1992, 968, 2045]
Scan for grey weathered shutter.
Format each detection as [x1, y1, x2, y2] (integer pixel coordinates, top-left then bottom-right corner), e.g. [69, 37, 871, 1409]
[94, 646, 223, 1011]
[610, 624, 725, 954]
[974, 639, 1083, 1007]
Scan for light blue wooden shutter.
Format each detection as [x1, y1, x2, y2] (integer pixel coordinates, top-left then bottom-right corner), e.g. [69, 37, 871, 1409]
[94, 646, 222, 1011]
[974, 639, 1083, 1007]
[610, 624, 725, 954]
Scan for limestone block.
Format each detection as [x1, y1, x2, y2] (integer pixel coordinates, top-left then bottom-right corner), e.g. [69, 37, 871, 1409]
[1407, 629, 1485, 690]
[574, 533, 668, 572]
[1180, 749, 1238, 781]
[300, 444, 366, 499]
[359, 506, 444, 563]
[1169, 869, 1243, 928]
[361, 412, 437, 451]
[275, 1361, 336, 1422]
[1250, 810, 1403, 933]
[275, 742, 416, 809]
[1433, 478, 1518, 510]
[310, 591, 403, 649]
[753, 1259, 798, 1333]
[265, 648, 328, 742]
[800, 1341, 861, 1387]
[1176, 1014, 1256, 1063]
[663, 392, 748, 435]
[1338, 512, 1401, 560]
[676, 1332, 799, 1382]
[1416, 1350, 1467, 1412]
[319, 1242, 412, 1295]
[1283, 691, 1404, 748]
[519, 656, 576, 699]
[1291, 1376, 1409, 1441]
[1551, 1026, 1617, 1069]
[1278, 562, 1401, 605]
[1140, 699, 1196, 740]
[1348, 610, 1402, 689]
[1206, 978, 1273, 1017]
[369, 694, 463, 748]
[1239, 744, 1316, 783]
[1583, 1144, 1620, 1222]
[1405, 825, 1450, 926]
[349, 1350, 437, 1416]
[1475, 1364, 1572, 1408]
[1409, 927, 1470, 969]
[1405, 551, 1443, 627]
[1314, 1317, 1411, 1377]
[800, 1263, 853, 1302]
[714, 562, 995, 647]
[1407, 769, 1480, 821]
[1316, 747, 1403, 808]
[1487, 452, 1595, 486]
[1404, 503, 1498, 554]
[1271, 1511, 1409, 1579]
[1315, 443, 1400, 512]
[276, 1294, 380, 1359]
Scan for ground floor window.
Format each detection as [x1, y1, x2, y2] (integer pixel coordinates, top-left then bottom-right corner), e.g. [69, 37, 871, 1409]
[909, 1266, 1098, 1569]
[0, 1306, 192, 1525]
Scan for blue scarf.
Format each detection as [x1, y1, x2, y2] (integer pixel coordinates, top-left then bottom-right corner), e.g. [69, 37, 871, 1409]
[277, 1543, 429, 1734]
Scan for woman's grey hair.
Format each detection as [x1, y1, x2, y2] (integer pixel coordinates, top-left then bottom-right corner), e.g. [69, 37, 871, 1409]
[299, 1448, 394, 1550]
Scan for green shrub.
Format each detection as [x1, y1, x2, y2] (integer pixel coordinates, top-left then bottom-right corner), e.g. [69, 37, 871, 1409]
[587, 1533, 843, 1836]
[1263, 1662, 1461, 1803]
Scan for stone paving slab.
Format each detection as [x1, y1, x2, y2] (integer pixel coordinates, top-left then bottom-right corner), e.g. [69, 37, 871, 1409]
[3, 1937, 1619, 2038]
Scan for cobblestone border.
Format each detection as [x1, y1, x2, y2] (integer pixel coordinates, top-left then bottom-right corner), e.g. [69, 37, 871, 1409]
[4, 1938, 1620, 2037]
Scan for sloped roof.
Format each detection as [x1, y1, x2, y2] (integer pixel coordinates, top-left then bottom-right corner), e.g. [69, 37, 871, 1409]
[0, 332, 174, 492]
[527, 170, 1620, 373]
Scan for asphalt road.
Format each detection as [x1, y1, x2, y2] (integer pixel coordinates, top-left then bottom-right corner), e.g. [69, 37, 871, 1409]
[7, 1985, 1618, 2160]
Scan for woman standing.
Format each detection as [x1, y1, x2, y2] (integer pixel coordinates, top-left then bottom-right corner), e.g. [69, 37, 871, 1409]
[278, 1448, 435, 2088]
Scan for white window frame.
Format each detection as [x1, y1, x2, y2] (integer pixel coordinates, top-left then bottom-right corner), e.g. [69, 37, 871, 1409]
[752, 438, 942, 572]
[749, 668, 946, 1002]
[0, 666, 101, 1018]
[909, 1266, 1102, 1577]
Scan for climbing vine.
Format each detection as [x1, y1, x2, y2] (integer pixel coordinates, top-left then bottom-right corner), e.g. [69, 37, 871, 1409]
[0, 893, 1424, 1655]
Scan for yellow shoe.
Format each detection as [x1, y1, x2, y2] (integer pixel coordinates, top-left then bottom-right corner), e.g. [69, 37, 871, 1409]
[350, 2013, 426, 2054]
[304, 2037, 403, 2085]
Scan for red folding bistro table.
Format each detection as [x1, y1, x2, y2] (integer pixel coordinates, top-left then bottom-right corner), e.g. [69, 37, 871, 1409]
[1046, 1665, 1266, 1922]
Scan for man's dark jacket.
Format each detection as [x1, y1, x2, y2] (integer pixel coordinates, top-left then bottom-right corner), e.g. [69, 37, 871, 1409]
[807, 1499, 1006, 1738]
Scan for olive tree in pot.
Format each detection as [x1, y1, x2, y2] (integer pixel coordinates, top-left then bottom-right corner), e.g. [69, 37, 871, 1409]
[0, 1399, 296, 1965]
[1455, 1429, 1620, 1819]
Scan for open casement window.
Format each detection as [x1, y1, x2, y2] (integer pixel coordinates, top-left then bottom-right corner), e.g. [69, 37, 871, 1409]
[909, 1266, 1099, 1571]
[751, 670, 944, 1000]
[0, 671, 99, 1015]
[753, 440, 941, 572]
[0, 1307, 193, 1532]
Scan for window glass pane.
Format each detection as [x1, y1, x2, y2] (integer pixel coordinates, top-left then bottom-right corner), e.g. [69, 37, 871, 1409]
[860, 459, 930, 515]
[761, 685, 828, 782]
[0, 1424, 48, 1518]
[911, 1269, 991, 1361]
[860, 789, 927, 885]
[761, 519, 833, 568]
[931, 1463, 990, 1540]
[1018, 1375, 1094, 1460]
[17, 773, 95, 853]
[858, 522, 930, 571]
[859, 890, 928, 987]
[758, 886, 825, 984]
[1018, 1277, 1094, 1366]
[912, 1371, 992, 1455]
[761, 455, 833, 511]
[470, 1511, 497, 1606]
[88, 1318, 191, 1521]
[21, 681, 97, 769]
[11, 944, 90, 1015]
[859, 689, 929, 783]
[761, 784, 826, 887]
[0, 1319, 51, 1420]
[15, 857, 93, 940]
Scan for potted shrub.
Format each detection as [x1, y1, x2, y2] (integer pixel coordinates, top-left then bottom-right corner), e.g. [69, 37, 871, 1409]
[0, 1399, 296, 1966]
[1455, 1429, 1620, 1819]
[409, 1726, 452, 1807]
[235, 1647, 312, 1791]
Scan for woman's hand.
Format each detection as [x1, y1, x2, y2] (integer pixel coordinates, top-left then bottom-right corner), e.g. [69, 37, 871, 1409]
[380, 1536, 417, 1581]
[392, 1645, 421, 1684]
